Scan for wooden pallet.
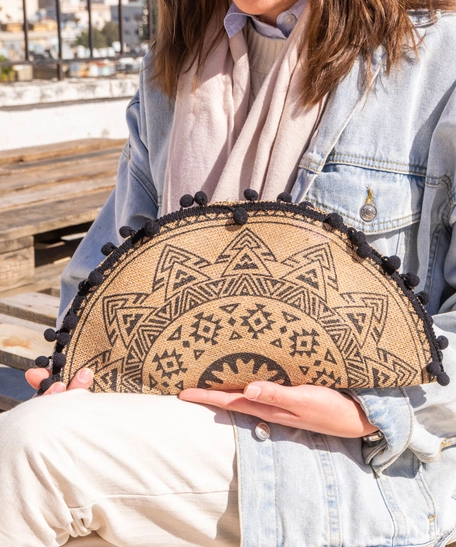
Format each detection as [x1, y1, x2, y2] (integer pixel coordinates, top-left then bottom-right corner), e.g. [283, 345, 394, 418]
[0, 138, 124, 296]
[0, 289, 60, 410]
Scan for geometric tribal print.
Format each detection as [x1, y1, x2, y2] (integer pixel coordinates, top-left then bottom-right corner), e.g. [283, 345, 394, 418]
[57, 200, 444, 395]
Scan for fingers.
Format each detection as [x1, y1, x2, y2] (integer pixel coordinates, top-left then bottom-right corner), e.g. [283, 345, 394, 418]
[25, 367, 93, 396]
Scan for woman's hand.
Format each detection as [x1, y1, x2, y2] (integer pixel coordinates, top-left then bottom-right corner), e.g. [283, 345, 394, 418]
[180, 382, 378, 438]
[25, 367, 93, 396]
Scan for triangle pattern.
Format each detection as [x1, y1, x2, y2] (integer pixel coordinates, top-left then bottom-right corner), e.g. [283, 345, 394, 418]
[215, 228, 277, 265]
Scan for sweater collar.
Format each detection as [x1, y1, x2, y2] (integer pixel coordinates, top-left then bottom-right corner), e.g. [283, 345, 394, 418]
[224, 0, 307, 39]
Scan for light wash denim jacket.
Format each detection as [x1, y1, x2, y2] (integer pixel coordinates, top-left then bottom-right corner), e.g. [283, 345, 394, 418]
[60, 10, 456, 546]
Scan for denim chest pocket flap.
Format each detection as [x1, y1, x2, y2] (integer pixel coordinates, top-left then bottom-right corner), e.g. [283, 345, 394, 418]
[301, 156, 426, 236]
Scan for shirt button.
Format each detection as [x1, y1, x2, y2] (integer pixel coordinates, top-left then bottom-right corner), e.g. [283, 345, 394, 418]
[360, 203, 377, 222]
[283, 14, 296, 26]
[255, 422, 271, 441]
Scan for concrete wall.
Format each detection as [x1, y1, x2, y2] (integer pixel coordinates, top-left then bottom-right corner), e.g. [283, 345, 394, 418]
[0, 75, 139, 151]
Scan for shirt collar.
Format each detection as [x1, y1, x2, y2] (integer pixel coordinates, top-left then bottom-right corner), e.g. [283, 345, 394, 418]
[224, 0, 307, 40]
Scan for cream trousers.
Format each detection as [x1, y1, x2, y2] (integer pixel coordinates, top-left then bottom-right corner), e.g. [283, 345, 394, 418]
[0, 390, 240, 547]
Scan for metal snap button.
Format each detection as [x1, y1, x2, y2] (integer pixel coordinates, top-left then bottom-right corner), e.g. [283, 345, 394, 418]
[283, 14, 296, 25]
[360, 203, 377, 222]
[255, 422, 271, 441]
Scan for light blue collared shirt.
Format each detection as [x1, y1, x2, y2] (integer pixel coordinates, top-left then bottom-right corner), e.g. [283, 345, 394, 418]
[224, 0, 307, 39]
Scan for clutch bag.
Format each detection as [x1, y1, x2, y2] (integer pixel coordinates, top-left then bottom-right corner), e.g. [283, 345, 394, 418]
[35, 191, 449, 395]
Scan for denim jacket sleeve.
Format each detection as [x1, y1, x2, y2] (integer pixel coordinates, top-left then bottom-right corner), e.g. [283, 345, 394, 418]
[346, 85, 456, 474]
[58, 87, 159, 324]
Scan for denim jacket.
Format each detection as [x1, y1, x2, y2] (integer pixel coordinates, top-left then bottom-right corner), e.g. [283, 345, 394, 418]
[60, 10, 456, 546]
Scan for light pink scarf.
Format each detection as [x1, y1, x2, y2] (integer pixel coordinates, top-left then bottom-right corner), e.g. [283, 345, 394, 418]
[162, 2, 324, 215]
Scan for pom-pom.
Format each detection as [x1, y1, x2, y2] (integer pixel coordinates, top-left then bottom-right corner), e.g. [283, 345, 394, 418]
[356, 243, 372, 259]
[53, 352, 66, 368]
[416, 291, 430, 305]
[144, 220, 161, 237]
[437, 371, 450, 386]
[277, 192, 292, 203]
[119, 225, 135, 239]
[244, 189, 259, 202]
[324, 213, 344, 230]
[402, 272, 420, 288]
[101, 242, 117, 256]
[347, 228, 366, 246]
[35, 355, 50, 368]
[426, 361, 441, 376]
[382, 255, 401, 273]
[436, 335, 449, 350]
[43, 328, 56, 342]
[39, 375, 60, 393]
[88, 270, 103, 287]
[194, 191, 208, 206]
[63, 314, 79, 330]
[179, 194, 194, 208]
[233, 207, 248, 225]
[300, 201, 313, 209]
[78, 280, 85, 290]
[56, 332, 71, 346]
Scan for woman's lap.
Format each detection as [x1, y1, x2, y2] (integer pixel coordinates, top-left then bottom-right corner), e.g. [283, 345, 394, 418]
[0, 390, 239, 547]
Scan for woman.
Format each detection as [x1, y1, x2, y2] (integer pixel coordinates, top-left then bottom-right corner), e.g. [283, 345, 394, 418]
[1, 1, 456, 545]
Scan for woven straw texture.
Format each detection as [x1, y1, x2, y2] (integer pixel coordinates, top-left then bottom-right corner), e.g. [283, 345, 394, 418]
[61, 206, 434, 394]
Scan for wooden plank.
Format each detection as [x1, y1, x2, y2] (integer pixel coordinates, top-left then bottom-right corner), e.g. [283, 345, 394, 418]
[1, 175, 115, 210]
[0, 153, 119, 195]
[0, 292, 60, 327]
[0, 138, 125, 167]
[0, 322, 51, 371]
[0, 365, 36, 411]
[0, 187, 112, 242]
[0, 260, 69, 298]
[0, 242, 34, 292]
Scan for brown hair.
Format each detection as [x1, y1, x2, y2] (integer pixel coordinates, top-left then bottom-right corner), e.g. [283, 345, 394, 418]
[150, 0, 456, 105]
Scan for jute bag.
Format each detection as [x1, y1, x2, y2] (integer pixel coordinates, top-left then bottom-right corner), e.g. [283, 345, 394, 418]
[35, 191, 450, 395]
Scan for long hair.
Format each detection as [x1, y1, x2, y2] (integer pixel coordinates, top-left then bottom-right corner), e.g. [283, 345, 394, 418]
[150, 0, 456, 105]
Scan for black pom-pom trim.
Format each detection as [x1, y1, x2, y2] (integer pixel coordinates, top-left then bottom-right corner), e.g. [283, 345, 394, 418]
[416, 291, 430, 305]
[44, 328, 57, 342]
[63, 314, 79, 330]
[382, 255, 401, 274]
[101, 242, 117, 256]
[119, 225, 135, 239]
[78, 280, 85, 290]
[179, 194, 194, 208]
[53, 353, 66, 368]
[56, 332, 71, 346]
[144, 220, 161, 237]
[426, 361, 441, 376]
[194, 191, 208, 206]
[233, 207, 248, 225]
[299, 201, 313, 209]
[437, 371, 450, 386]
[402, 272, 420, 288]
[324, 213, 344, 230]
[244, 189, 259, 202]
[39, 374, 60, 393]
[436, 336, 449, 350]
[277, 192, 292, 203]
[356, 243, 372, 259]
[35, 355, 50, 368]
[347, 228, 366, 246]
[88, 270, 104, 287]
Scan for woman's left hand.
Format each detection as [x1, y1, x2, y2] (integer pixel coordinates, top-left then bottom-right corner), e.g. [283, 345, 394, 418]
[179, 382, 378, 438]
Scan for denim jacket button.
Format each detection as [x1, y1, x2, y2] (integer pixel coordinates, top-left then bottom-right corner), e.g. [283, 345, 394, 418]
[360, 203, 378, 222]
[255, 422, 271, 441]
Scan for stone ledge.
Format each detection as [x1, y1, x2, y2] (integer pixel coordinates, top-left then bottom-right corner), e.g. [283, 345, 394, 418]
[0, 75, 140, 108]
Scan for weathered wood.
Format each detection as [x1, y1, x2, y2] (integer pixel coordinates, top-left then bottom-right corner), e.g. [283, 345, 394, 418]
[0, 260, 69, 299]
[0, 365, 35, 411]
[0, 292, 60, 327]
[0, 138, 125, 167]
[0, 241, 34, 292]
[0, 187, 112, 242]
[0, 322, 50, 371]
[0, 236, 33, 254]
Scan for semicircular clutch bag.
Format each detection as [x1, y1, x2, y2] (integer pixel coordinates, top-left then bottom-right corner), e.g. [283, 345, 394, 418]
[35, 190, 450, 395]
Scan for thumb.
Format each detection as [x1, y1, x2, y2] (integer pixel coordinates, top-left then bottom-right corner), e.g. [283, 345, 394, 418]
[244, 382, 293, 409]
